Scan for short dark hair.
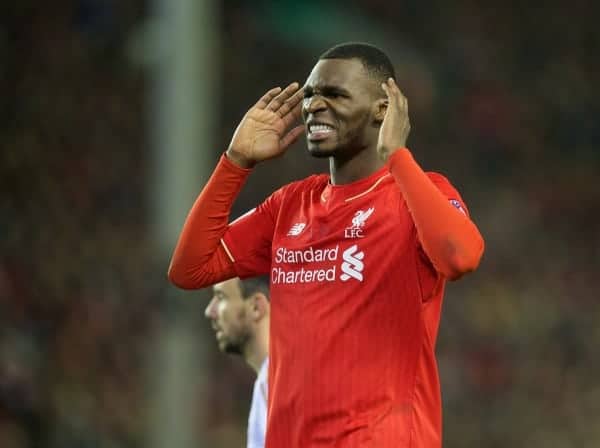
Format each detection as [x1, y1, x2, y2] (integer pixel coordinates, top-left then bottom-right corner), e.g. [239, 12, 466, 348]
[319, 42, 396, 84]
[239, 276, 270, 301]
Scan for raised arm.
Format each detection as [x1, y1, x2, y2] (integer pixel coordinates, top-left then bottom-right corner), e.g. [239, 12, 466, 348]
[168, 83, 305, 289]
[378, 78, 484, 280]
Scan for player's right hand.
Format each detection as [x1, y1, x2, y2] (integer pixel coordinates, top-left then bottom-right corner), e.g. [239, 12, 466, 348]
[226, 82, 305, 168]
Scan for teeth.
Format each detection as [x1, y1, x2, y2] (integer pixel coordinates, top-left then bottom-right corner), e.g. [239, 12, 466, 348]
[309, 124, 334, 133]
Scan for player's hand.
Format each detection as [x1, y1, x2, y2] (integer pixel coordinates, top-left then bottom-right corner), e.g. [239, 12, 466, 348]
[226, 82, 305, 168]
[377, 78, 411, 162]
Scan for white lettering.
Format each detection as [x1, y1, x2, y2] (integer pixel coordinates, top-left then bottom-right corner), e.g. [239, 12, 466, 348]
[275, 247, 285, 263]
[304, 269, 313, 282]
[327, 245, 339, 261]
[325, 266, 336, 281]
[271, 266, 338, 285]
[316, 269, 325, 282]
[274, 245, 340, 264]
[271, 244, 363, 285]
[304, 247, 314, 262]
[344, 228, 364, 238]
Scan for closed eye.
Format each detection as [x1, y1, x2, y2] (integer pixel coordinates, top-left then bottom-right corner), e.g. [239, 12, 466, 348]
[303, 85, 350, 100]
[322, 87, 348, 99]
[213, 291, 227, 302]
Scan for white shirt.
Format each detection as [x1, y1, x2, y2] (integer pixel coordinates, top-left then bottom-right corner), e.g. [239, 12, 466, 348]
[247, 358, 268, 448]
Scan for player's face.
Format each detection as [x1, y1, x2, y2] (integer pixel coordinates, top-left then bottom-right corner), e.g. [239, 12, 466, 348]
[302, 58, 381, 158]
[205, 279, 251, 355]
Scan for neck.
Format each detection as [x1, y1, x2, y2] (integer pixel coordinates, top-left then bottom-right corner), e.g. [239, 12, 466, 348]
[329, 146, 384, 185]
[243, 322, 269, 375]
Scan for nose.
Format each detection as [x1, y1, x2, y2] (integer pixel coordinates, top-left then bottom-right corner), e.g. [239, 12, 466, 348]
[303, 95, 327, 116]
[204, 297, 217, 319]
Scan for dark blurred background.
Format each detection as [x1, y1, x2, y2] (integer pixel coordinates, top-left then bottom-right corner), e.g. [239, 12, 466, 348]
[1, 0, 599, 447]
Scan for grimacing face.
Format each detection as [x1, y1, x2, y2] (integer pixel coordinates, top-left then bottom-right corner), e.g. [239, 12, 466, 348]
[205, 279, 252, 355]
[302, 58, 383, 158]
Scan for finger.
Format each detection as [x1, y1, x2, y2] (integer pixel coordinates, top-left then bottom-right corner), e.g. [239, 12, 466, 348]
[281, 100, 303, 129]
[399, 90, 408, 113]
[381, 82, 396, 119]
[254, 87, 282, 109]
[382, 80, 400, 110]
[280, 125, 306, 150]
[266, 82, 300, 113]
[381, 81, 390, 97]
[266, 82, 299, 113]
[389, 78, 404, 95]
[383, 80, 406, 116]
[388, 78, 408, 111]
[276, 87, 304, 118]
[385, 78, 400, 100]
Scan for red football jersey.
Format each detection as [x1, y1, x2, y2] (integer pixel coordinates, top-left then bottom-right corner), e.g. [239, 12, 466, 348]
[222, 165, 468, 447]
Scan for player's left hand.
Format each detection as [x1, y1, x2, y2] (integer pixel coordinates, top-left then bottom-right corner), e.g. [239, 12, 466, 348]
[377, 78, 411, 162]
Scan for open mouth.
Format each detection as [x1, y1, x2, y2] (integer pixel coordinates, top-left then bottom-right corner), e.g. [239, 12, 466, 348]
[307, 123, 336, 141]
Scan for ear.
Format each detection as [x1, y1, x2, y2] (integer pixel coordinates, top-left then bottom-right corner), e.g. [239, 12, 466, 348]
[373, 98, 388, 124]
[248, 292, 269, 322]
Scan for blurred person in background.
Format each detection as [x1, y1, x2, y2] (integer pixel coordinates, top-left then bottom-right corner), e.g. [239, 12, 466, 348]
[205, 277, 270, 448]
[169, 42, 484, 447]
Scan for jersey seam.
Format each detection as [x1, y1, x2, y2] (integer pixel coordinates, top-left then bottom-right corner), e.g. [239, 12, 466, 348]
[413, 226, 427, 303]
[220, 238, 235, 262]
[410, 231, 428, 448]
[344, 173, 391, 202]
[407, 308, 426, 448]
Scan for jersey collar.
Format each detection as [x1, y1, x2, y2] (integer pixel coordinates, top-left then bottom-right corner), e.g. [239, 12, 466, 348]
[321, 165, 390, 204]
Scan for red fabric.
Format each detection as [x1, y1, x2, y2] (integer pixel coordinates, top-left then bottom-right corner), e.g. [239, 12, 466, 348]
[169, 149, 485, 447]
[167, 154, 250, 289]
[388, 149, 484, 280]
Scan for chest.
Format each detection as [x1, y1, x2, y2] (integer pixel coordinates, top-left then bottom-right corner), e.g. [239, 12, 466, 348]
[274, 185, 413, 250]
[267, 183, 427, 336]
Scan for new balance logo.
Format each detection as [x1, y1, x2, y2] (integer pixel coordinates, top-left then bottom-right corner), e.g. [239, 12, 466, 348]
[287, 223, 306, 236]
[340, 244, 364, 282]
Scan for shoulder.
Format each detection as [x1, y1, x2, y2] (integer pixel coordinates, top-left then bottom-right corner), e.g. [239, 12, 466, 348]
[425, 171, 451, 186]
[426, 171, 470, 215]
[426, 171, 462, 196]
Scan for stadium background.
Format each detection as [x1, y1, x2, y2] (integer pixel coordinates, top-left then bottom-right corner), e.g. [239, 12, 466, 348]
[1, 0, 598, 446]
